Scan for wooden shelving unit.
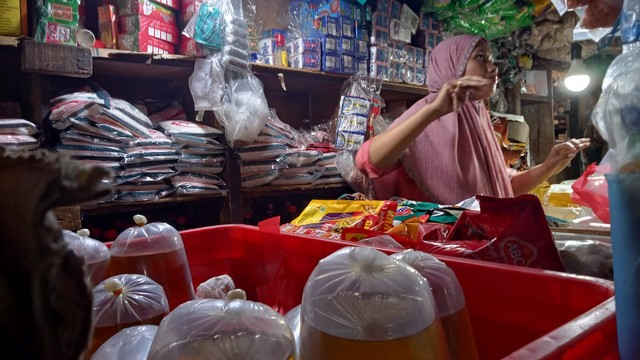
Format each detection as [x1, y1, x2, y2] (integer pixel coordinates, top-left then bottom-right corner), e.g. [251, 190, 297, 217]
[2, 38, 429, 229]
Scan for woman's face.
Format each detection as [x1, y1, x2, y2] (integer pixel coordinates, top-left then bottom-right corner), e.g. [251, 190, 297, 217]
[464, 41, 498, 98]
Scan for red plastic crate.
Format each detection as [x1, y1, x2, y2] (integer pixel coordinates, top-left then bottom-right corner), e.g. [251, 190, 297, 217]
[180, 224, 618, 360]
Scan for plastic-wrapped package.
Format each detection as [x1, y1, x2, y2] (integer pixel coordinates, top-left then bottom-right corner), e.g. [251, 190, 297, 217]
[214, 72, 271, 148]
[284, 305, 301, 360]
[196, 274, 236, 299]
[359, 234, 405, 249]
[237, 143, 288, 161]
[90, 274, 169, 356]
[62, 229, 111, 287]
[593, 9, 640, 173]
[0, 119, 39, 135]
[91, 325, 158, 360]
[241, 169, 280, 188]
[300, 246, 450, 359]
[391, 250, 479, 360]
[147, 290, 295, 360]
[108, 214, 195, 310]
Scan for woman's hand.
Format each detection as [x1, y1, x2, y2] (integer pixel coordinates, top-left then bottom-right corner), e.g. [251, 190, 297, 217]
[543, 138, 591, 175]
[431, 76, 492, 117]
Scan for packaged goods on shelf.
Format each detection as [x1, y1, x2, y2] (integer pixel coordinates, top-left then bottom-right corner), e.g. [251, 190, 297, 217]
[98, 5, 118, 49]
[118, 0, 177, 23]
[120, 14, 180, 45]
[36, 0, 80, 44]
[118, 33, 175, 54]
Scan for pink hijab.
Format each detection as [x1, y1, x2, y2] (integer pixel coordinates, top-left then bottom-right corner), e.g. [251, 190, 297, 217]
[387, 34, 513, 204]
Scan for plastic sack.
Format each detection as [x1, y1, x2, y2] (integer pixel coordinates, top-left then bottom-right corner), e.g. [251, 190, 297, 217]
[90, 274, 170, 356]
[358, 234, 405, 249]
[108, 214, 195, 310]
[196, 274, 236, 299]
[62, 229, 110, 287]
[299, 246, 450, 359]
[214, 72, 271, 148]
[147, 290, 295, 360]
[91, 325, 158, 360]
[571, 152, 612, 223]
[335, 150, 371, 196]
[592, 12, 640, 173]
[189, 55, 227, 112]
[391, 250, 479, 360]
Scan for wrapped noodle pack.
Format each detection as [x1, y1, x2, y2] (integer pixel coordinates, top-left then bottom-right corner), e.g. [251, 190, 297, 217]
[391, 250, 478, 360]
[91, 325, 158, 360]
[147, 289, 295, 360]
[62, 229, 111, 287]
[90, 274, 170, 356]
[300, 246, 450, 359]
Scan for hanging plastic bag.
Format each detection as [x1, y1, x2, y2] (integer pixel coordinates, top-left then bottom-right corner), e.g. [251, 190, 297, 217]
[571, 151, 613, 223]
[214, 71, 270, 148]
[188, 55, 227, 112]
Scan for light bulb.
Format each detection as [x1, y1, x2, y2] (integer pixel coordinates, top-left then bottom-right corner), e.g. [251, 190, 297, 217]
[564, 58, 591, 92]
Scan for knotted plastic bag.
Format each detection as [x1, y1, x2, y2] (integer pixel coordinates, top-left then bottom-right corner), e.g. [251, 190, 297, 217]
[109, 214, 195, 310]
[91, 325, 158, 360]
[90, 274, 169, 356]
[62, 228, 110, 287]
[147, 289, 295, 360]
[391, 250, 478, 360]
[300, 246, 451, 360]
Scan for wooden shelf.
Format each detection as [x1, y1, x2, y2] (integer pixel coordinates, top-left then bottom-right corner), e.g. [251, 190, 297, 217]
[80, 192, 228, 216]
[242, 183, 352, 199]
[520, 93, 551, 104]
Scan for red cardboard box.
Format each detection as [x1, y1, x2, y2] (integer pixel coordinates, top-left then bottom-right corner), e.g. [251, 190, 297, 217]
[120, 14, 179, 44]
[117, 0, 176, 24]
[117, 32, 175, 54]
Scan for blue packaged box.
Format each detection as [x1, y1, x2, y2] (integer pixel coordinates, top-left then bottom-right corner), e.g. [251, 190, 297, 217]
[369, 61, 389, 81]
[390, 0, 402, 19]
[376, 0, 390, 14]
[341, 37, 355, 56]
[291, 53, 321, 70]
[370, 46, 390, 63]
[286, 38, 321, 55]
[353, 4, 364, 22]
[322, 53, 341, 72]
[355, 39, 368, 59]
[259, 38, 277, 56]
[342, 54, 355, 74]
[355, 58, 368, 74]
[340, 16, 355, 38]
[316, 0, 352, 18]
[323, 35, 341, 55]
[320, 16, 341, 37]
[373, 11, 389, 29]
[415, 47, 425, 67]
[371, 28, 389, 46]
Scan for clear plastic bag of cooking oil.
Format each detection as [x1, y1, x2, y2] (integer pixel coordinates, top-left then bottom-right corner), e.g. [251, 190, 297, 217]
[90, 274, 170, 357]
[300, 246, 451, 360]
[147, 289, 295, 360]
[62, 228, 110, 287]
[392, 250, 478, 360]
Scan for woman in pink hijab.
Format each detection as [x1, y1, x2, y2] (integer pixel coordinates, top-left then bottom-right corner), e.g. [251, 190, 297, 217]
[356, 35, 589, 204]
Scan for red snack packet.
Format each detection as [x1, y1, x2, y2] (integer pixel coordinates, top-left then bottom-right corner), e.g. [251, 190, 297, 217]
[443, 195, 565, 271]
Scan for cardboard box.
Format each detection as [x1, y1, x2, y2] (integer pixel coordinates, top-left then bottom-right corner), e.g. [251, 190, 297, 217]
[117, 0, 176, 24]
[290, 53, 321, 70]
[120, 14, 179, 44]
[0, 0, 28, 36]
[117, 32, 175, 54]
[98, 5, 118, 49]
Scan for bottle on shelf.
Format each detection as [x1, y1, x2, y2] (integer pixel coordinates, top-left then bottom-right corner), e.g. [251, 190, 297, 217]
[274, 33, 288, 67]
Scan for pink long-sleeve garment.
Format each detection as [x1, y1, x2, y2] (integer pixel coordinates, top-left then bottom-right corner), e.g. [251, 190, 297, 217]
[356, 35, 514, 205]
